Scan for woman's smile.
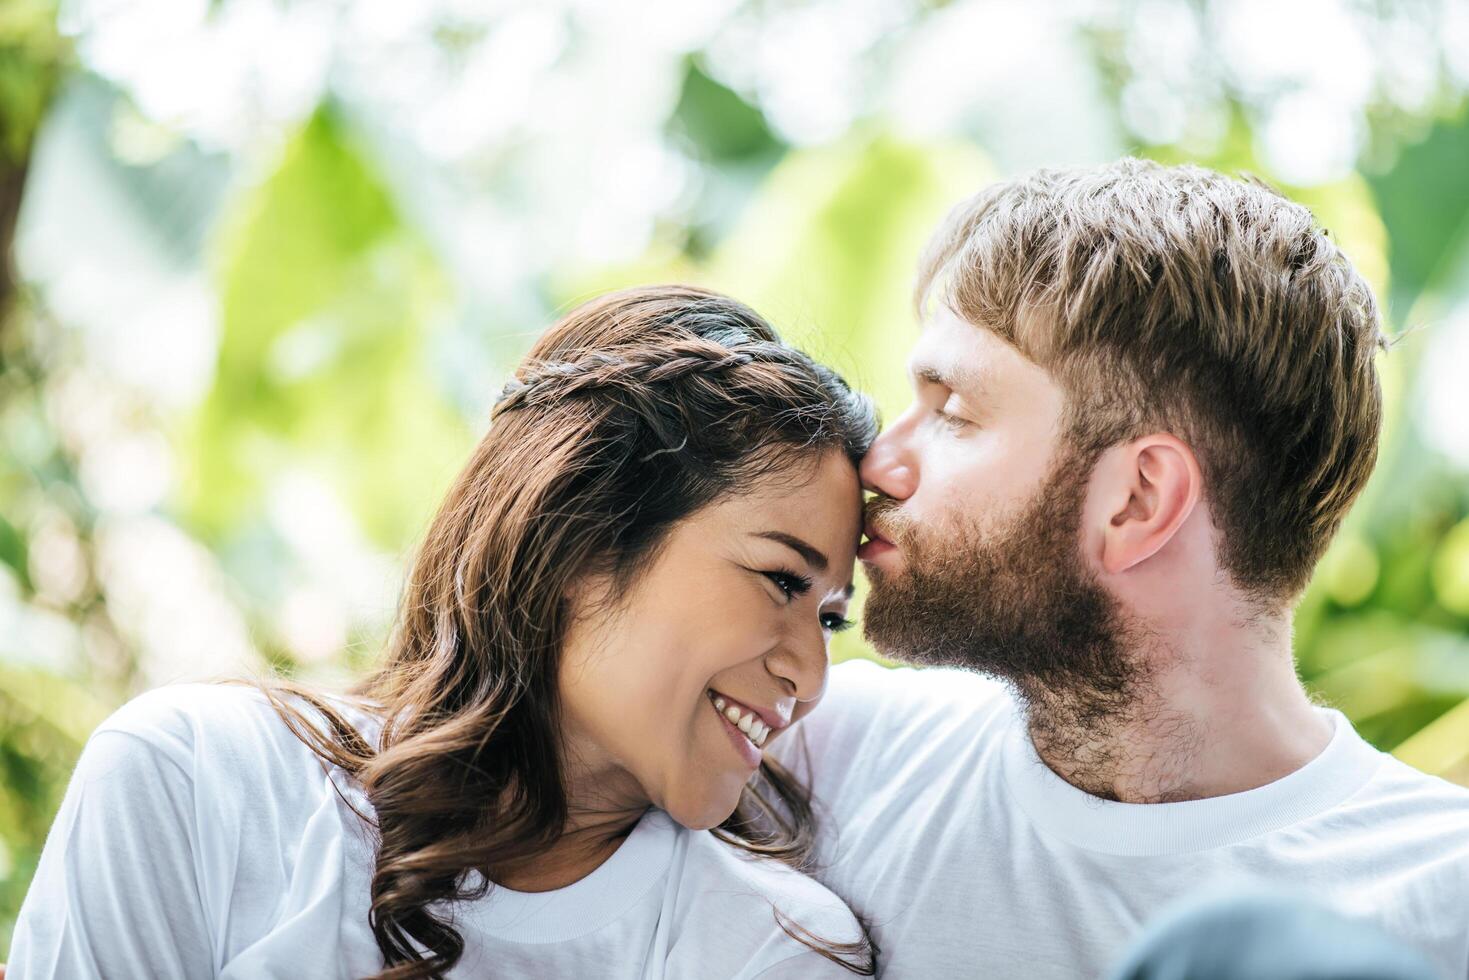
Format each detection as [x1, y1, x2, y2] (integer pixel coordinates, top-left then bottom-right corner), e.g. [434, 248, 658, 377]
[706, 689, 789, 768]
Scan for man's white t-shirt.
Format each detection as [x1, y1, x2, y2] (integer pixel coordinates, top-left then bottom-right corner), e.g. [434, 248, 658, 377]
[8, 683, 865, 979]
[774, 659, 1469, 979]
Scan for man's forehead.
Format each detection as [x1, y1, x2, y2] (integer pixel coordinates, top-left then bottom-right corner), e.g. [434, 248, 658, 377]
[910, 309, 1000, 391]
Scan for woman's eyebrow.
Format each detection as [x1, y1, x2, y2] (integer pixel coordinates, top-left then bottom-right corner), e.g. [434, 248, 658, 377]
[752, 531, 828, 572]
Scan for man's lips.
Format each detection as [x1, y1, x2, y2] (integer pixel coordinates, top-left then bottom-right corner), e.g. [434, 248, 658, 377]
[858, 520, 897, 562]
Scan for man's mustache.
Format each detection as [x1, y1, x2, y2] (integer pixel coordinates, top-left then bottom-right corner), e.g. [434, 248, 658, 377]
[863, 495, 912, 546]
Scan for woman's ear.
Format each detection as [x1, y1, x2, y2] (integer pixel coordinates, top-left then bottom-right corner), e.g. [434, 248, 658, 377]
[1097, 434, 1202, 576]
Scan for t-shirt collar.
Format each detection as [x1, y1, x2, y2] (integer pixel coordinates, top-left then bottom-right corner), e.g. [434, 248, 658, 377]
[461, 807, 678, 943]
[1001, 703, 1384, 856]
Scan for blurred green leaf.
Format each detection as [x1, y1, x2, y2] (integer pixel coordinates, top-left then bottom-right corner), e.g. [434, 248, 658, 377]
[1394, 695, 1469, 777]
[1432, 517, 1469, 616]
[712, 132, 995, 416]
[0, 666, 111, 746]
[0, 512, 27, 587]
[0, 0, 65, 167]
[1367, 108, 1469, 320]
[182, 106, 470, 554]
[670, 58, 781, 163]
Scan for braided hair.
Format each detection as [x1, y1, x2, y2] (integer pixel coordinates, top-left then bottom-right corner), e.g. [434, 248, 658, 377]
[252, 285, 879, 978]
[493, 341, 763, 411]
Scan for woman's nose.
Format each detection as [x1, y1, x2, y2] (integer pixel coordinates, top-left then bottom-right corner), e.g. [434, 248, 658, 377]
[859, 422, 918, 500]
[767, 622, 829, 703]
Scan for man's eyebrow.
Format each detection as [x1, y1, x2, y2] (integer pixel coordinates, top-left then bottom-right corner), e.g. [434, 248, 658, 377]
[911, 362, 986, 395]
[753, 531, 829, 572]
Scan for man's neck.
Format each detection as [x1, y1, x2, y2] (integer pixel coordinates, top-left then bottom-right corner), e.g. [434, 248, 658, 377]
[1021, 619, 1333, 804]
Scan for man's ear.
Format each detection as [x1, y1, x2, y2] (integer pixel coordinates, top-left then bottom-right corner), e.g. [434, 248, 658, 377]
[1096, 434, 1202, 575]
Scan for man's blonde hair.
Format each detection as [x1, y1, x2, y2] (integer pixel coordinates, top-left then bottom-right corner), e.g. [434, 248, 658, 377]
[916, 158, 1387, 603]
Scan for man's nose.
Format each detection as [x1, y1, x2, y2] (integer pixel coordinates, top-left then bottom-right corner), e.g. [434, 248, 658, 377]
[860, 422, 918, 500]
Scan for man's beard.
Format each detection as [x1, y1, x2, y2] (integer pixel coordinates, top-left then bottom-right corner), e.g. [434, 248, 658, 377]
[861, 446, 1145, 737]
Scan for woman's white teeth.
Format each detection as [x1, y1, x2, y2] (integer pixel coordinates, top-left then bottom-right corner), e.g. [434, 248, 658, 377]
[712, 694, 769, 748]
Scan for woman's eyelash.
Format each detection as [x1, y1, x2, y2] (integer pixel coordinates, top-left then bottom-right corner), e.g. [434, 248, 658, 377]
[765, 570, 814, 599]
[821, 613, 856, 633]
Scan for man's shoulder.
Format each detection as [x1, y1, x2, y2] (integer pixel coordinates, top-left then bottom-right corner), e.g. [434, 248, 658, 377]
[819, 658, 1015, 734]
[773, 658, 1017, 796]
[1310, 750, 1469, 891]
[828, 656, 1010, 701]
[1359, 753, 1469, 817]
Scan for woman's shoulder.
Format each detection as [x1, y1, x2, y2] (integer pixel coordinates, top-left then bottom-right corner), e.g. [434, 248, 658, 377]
[86, 681, 384, 901]
[102, 679, 377, 742]
[672, 827, 869, 976]
[98, 679, 266, 739]
[93, 681, 382, 807]
[24, 682, 385, 978]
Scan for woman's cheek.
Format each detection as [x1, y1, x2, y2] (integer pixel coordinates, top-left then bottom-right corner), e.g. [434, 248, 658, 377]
[664, 694, 745, 830]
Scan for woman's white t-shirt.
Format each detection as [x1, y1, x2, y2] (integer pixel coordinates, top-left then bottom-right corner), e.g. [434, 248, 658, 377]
[8, 684, 865, 979]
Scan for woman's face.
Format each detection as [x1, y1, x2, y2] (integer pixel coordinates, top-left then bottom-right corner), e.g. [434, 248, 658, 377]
[559, 450, 863, 830]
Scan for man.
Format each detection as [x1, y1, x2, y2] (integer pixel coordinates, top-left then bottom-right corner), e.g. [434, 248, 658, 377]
[772, 159, 1469, 977]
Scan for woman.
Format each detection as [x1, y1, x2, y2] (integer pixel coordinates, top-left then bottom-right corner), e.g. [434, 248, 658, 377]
[9, 286, 879, 978]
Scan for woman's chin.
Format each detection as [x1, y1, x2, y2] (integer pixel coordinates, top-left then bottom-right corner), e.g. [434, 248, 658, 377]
[660, 792, 742, 832]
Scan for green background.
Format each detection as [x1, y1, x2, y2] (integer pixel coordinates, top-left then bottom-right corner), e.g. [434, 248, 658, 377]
[4, 0, 1469, 950]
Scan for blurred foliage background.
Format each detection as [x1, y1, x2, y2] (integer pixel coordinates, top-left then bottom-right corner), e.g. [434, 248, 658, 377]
[4, 0, 1469, 950]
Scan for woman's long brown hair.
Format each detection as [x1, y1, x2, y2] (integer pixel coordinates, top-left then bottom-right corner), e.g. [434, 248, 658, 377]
[247, 285, 880, 977]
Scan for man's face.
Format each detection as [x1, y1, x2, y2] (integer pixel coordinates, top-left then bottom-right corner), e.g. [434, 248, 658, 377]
[857, 306, 1135, 704]
[858, 305, 1065, 573]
